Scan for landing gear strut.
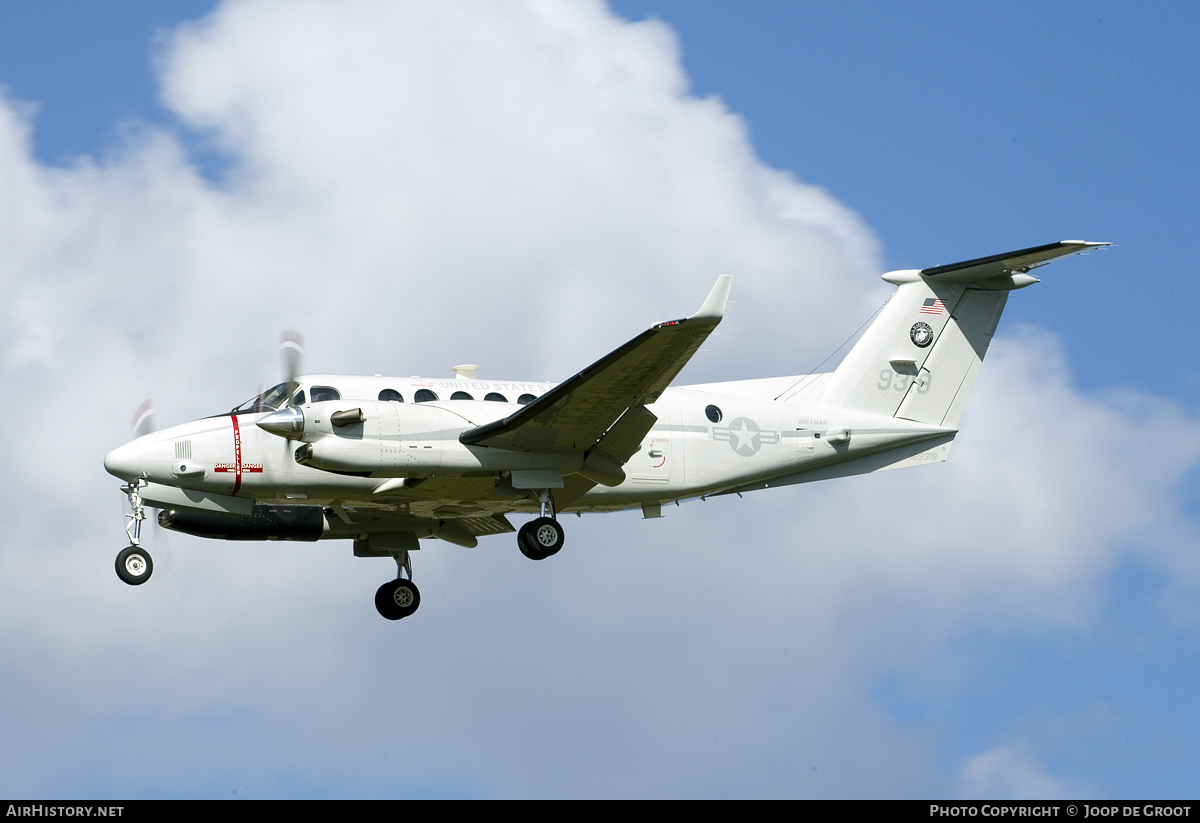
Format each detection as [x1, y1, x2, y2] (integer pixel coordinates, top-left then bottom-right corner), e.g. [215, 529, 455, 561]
[375, 549, 420, 620]
[518, 489, 565, 560]
[115, 479, 153, 586]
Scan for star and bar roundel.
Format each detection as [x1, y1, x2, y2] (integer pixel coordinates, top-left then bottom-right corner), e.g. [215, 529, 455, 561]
[713, 416, 779, 457]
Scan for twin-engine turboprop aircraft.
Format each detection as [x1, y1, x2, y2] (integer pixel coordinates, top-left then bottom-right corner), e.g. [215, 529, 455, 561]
[104, 241, 1108, 620]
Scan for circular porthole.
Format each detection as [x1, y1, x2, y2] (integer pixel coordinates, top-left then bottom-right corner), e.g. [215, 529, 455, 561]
[705, 405, 723, 423]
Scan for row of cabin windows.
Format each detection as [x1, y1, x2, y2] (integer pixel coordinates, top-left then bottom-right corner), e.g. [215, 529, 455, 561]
[296, 387, 714, 421]
[294, 390, 719, 426]
[293, 390, 721, 425]
[294, 386, 537, 405]
[388, 389, 538, 404]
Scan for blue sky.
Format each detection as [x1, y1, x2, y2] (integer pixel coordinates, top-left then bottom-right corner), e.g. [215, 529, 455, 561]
[611, 1, 1200, 406]
[7, 1, 1194, 400]
[0, 0, 1197, 799]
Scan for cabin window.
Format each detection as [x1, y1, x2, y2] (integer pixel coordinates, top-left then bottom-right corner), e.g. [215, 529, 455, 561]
[484, 392, 508, 402]
[414, 389, 439, 403]
[379, 389, 404, 402]
[310, 386, 341, 403]
[292, 390, 306, 407]
[518, 393, 537, 405]
[705, 405, 722, 424]
[451, 391, 474, 400]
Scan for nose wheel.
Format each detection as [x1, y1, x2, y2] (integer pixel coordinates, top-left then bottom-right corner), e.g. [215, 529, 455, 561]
[115, 545, 153, 585]
[115, 479, 154, 586]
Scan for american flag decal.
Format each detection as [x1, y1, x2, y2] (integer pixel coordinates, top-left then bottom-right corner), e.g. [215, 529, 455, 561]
[920, 298, 947, 315]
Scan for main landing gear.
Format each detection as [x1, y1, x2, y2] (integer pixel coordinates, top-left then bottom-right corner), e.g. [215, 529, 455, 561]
[375, 549, 420, 620]
[115, 480, 154, 586]
[518, 489, 565, 561]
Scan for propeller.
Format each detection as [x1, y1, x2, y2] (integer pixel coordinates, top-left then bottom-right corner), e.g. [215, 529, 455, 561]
[280, 330, 305, 383]
[131, 398, 156, 438]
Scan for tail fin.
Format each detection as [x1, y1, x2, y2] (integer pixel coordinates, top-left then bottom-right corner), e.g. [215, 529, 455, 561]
[821, 241, 1109, 426]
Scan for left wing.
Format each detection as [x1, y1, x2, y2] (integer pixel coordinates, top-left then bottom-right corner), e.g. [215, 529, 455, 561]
[460, 275, 733, 454]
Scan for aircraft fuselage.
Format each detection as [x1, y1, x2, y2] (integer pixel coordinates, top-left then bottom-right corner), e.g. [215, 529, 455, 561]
[105, 373, 954, 519]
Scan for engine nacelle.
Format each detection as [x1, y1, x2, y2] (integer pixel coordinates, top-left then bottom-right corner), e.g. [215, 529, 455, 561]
[281, 400, 583, 477]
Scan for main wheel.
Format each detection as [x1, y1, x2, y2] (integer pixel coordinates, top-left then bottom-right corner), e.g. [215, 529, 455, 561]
[115, 545, 153, 586]
[517, 521, 544, 560]
[375, 578, 421, 620]
[518, 517, 564, 560]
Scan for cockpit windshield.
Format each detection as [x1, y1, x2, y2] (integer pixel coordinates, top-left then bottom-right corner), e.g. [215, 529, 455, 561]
[230, 381, 300, 415]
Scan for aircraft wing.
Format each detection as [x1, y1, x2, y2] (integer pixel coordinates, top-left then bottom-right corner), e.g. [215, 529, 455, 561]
[460, 275, 733, 454]
[920, 240, 1110, 283]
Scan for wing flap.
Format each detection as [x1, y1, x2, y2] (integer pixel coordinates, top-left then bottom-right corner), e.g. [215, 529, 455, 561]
[459, 513, 516, 537]
[592, 404, 657, 463]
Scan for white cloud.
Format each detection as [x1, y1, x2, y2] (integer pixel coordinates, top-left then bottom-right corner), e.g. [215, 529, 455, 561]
[957, 744, 1087, 799]
[0, 0, 1196, 797]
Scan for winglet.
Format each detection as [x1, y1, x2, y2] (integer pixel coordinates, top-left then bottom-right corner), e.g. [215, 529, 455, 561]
[689, 275, 734, 322]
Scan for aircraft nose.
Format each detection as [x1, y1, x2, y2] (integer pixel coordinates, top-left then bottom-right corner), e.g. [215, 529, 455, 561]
[104, 441, 143, 481]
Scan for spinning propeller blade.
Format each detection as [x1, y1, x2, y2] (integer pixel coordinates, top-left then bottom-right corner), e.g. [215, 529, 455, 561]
[280, 330, 305, 382]
[131, 399, 156, 438]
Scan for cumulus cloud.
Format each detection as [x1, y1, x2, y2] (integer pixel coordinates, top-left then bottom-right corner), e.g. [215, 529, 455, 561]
[0, 0, 1196, 797]
[957, 744, 1087, 799]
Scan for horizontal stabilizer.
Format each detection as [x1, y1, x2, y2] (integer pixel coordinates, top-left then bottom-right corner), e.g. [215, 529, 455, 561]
[920, 240, 1110, 283]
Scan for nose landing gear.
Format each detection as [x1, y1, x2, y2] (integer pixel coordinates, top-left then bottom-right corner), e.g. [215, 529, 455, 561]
[115, 480, 154, 586]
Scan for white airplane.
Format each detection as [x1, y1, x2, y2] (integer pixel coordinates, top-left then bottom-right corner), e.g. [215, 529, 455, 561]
[104, 240, 1108, 620]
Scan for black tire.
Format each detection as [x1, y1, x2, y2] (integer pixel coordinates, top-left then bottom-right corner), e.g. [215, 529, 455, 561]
[115, 545, 153, 586]
[375, 578, 421, 620]
[518, 517, 564, 560]
[517, 521, 545, 560]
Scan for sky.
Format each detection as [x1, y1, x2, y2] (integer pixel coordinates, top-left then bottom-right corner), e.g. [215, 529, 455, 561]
[0, 0, 1198, 799]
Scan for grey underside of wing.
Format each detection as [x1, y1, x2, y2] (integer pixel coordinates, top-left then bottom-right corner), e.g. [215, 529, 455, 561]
[921, 240, 1109, 282]
[461, 316, 719, 454]
[330, 501, 516, 534]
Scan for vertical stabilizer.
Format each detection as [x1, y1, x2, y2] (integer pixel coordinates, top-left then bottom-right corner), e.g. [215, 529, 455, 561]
[820, 278, 979, 419]
[820, 241, 1109, 425]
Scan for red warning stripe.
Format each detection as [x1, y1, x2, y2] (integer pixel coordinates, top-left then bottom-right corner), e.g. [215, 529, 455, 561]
[213, 415, 264, 493]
